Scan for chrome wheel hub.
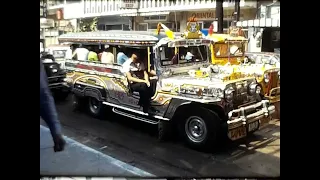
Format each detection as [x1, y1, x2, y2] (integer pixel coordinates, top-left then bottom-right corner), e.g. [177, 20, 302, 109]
[185, 116, 207, 143]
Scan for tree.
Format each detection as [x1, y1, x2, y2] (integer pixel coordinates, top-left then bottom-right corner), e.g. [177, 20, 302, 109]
[75, 17, 98, 32]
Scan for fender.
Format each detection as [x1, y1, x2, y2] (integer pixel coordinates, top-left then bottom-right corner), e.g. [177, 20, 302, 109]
[164, 98, 226, 121]
[72, 82, 107, 101]
[83, 87, 104, 101]
[163, 98, 192, 119]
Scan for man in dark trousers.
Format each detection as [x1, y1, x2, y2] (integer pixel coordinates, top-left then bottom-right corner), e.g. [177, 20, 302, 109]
[40, 59, 66, 152]
[122, 52, 157, 114]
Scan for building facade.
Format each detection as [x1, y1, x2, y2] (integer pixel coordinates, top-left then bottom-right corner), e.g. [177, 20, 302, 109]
[62, 0, 257, 33]
[236, 0, 280, 52]
[40, 0, 78, 47]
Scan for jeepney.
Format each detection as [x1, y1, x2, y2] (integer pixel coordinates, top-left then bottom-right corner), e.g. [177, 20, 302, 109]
[58, 20, 275, 150]
[46, 44, 70, 69]
[207, 28, 280, 105]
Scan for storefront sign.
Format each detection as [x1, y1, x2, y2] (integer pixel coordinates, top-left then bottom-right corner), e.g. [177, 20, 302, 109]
[120, 0, 138, 9]
[190, 12, 244, 19]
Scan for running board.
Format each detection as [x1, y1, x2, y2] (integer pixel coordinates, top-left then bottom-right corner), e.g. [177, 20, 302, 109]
[112, 108, 159, 125]
[102, 101, 170, 121]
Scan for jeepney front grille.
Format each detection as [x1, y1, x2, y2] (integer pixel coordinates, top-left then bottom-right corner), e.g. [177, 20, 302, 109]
[267, 71, 280, 96]
[228, 80, 255, 108]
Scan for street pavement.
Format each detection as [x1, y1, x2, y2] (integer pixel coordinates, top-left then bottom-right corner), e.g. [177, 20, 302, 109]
[41, 99, 280, 177]
[40, 125, 154, 177]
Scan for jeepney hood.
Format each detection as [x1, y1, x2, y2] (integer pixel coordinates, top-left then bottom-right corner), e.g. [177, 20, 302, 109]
[159, 62, 256, 90]
[162, 75, 227, 89]
[161, 73, 255, 91]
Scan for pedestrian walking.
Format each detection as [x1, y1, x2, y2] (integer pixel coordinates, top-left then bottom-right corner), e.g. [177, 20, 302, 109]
[40, 59, 66, 152]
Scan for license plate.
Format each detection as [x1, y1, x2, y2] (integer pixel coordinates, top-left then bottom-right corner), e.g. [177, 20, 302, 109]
[229, 127, 247, 141]
[259, 117, 270, 128]
[248, 121, 259, 132]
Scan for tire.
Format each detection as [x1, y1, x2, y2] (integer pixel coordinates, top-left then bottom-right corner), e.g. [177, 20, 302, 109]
[158, 120, 173, 141]
[87, 96, 105, 119]
[72, 94, 85, 112]
[179, 107, 220, 150]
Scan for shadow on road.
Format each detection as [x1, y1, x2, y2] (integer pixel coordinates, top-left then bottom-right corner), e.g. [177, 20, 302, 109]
[53, 99, 280, 177]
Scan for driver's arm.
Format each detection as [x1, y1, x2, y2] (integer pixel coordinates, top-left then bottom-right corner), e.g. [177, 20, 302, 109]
[123, 63, 146, 83]
[144, 71, 149, 82]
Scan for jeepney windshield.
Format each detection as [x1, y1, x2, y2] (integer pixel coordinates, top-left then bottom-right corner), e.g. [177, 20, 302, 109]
[159, 45, 208, 66]
[214, 41, 245, 58]
[52, 50, 67, 59]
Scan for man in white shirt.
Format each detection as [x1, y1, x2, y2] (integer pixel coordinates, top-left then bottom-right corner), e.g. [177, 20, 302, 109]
[123, 53, 157, 114]
[72, 45, 89, 61]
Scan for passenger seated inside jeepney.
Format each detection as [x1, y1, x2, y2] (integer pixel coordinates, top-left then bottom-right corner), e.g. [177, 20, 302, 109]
[88, 46, 99, 62]
[101, 45, 115, 64]
[122, 52, 158, 114]
[117, 46, 129, 65]
[179, 46, 205, 63]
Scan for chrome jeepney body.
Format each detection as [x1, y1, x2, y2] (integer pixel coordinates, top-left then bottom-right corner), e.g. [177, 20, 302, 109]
[58, 29, 275, 150]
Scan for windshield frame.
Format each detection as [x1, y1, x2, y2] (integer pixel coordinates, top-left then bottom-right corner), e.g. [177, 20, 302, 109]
[214, 41, 246, 58]
[158, 44, 209, 67]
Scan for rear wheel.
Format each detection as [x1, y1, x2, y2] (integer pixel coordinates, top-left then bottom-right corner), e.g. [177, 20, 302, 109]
[179, 108, 220, 150]
[87, 96, 105, 119]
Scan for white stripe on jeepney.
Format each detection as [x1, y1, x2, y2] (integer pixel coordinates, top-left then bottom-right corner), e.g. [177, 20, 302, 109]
[65, 67, 123, 79]
[65, 59, 123, 70]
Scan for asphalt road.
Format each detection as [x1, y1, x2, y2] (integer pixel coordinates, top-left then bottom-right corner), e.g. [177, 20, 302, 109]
[42, 98, 280, 177]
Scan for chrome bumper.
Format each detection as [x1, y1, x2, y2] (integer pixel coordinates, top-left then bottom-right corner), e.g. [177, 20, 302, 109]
[227, 100, 275, 130]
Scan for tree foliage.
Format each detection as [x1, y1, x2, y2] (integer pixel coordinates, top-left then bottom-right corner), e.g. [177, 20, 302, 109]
[76, 17, 98, 32]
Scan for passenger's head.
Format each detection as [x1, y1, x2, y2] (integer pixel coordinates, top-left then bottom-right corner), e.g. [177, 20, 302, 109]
[131, 52, 138, 63]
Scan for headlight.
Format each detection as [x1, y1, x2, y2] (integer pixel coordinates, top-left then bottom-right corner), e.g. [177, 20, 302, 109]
[249, 83, 257, 95]
[224, 87, 234, 101]
[52, 69, 58, 73]
[256, 85, 262, 94]
[264, 73, 269, 83]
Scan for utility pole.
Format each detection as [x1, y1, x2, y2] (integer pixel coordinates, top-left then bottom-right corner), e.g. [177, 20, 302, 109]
[234, 0, 240, 23]
[215, 0, 223, 33]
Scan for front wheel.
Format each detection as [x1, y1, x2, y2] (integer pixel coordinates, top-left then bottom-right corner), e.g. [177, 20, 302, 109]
[179, 108, 220, 150]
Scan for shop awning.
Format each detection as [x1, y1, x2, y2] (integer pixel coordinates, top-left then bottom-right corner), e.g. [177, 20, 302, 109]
[236, 18, 280, 28]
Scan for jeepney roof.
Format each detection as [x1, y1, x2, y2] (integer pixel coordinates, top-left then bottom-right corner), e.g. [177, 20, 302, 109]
[207, 34, 248, 43]
[58, 31, 167, 46]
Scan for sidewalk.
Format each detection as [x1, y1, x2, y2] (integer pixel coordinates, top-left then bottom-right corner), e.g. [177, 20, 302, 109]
[40, 125, 154, 177]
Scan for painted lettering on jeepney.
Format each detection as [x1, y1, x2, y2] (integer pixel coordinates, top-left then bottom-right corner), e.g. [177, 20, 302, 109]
[115, 91, 125, 100]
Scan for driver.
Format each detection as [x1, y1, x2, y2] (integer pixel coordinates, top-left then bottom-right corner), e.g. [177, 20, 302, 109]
[122, 52, 157, 114]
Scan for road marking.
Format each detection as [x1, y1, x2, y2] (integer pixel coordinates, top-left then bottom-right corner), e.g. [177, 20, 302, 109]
[40, 125, 154, 177]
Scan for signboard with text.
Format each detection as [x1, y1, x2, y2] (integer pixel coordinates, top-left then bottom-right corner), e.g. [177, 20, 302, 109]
[120, 0, 138, 9]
